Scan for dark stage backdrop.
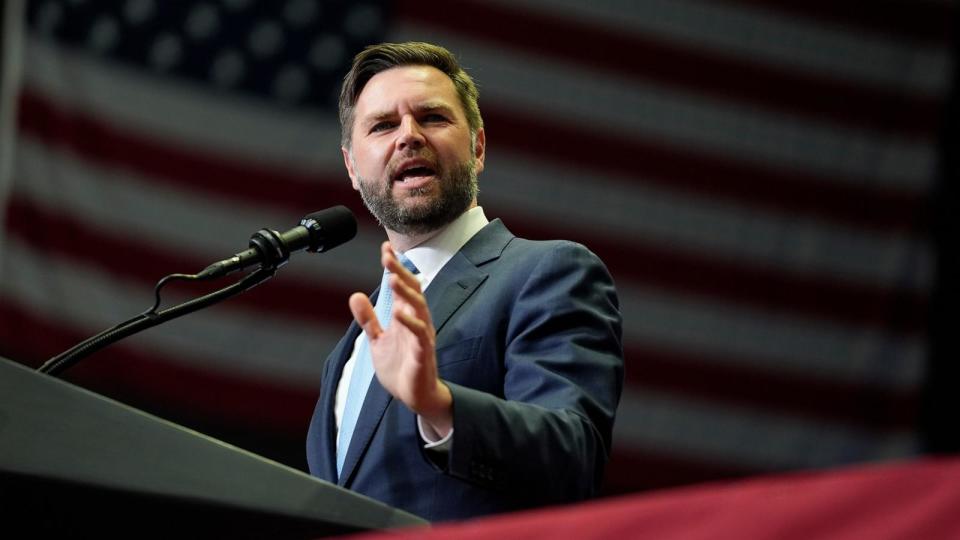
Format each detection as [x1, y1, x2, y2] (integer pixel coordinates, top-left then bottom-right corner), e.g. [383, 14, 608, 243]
[1, 0, 956, 495]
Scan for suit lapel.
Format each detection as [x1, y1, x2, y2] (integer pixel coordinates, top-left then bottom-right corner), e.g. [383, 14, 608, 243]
[424, 254, 485, 334]
[336, 220, 515, 485]
[425, 219, 514, 339]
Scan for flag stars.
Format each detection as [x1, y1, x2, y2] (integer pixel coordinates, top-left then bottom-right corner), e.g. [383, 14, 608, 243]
[221, 0, 253, 12]
[88, 15, 120, 53]
[248, 20, 284, 58]
[284, 0, 320, 27]
[150, 33, 182, 72]
[274, 65, 309, 102]
[210, 49, 245, 88]
[343, 4, 383, 39]
[309, 34, 346, 71]
[35, 2, 64, 36]
[26, 0, 383, 110]
[186, 4, 219, 41]
[124, 0, 155, 26]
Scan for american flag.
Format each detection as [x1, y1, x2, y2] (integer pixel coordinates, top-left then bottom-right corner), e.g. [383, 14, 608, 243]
[1, 0, 954, 495]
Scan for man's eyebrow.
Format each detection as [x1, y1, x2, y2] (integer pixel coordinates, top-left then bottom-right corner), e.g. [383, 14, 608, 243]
[361, 102, 457, 124]
[362, 111, 396, 125]
[413, 102, 456, 114]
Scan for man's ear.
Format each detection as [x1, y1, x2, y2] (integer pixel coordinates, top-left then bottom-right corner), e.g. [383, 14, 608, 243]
[342, 146, 360, 190]
[473, 127, 486, 174]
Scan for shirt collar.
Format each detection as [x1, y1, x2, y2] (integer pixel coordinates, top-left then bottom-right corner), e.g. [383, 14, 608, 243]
[401, 206, 489, 289]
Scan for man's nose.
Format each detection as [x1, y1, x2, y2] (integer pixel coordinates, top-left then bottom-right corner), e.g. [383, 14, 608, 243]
[396, 116, 425, 151]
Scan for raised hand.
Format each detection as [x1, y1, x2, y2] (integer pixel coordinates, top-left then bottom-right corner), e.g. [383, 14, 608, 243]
[348, 242, 453, 436]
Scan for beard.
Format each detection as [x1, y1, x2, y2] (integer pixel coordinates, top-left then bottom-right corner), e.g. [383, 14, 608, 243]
[355, 154, 478, 236]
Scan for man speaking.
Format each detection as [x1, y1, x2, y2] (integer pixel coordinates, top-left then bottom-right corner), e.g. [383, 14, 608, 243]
[306, 42, 624, 522]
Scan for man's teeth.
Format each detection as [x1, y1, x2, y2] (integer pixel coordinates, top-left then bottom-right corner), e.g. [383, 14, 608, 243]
[398, 167, 435, 181]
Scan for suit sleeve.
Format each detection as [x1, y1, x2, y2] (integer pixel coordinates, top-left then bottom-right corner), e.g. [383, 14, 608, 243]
[441, 242, 624, 503]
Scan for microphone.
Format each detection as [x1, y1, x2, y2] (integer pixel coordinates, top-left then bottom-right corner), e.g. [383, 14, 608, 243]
[198, 206, 357, 279]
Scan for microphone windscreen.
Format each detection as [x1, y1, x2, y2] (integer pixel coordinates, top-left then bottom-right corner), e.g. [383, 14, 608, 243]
[303, 206, 357, 252]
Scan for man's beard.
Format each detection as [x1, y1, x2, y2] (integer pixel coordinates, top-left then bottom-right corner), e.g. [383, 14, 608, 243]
[356, 157, 478, 236]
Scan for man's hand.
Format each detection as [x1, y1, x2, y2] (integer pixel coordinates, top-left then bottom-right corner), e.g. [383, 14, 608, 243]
[348, 242, 453, 437]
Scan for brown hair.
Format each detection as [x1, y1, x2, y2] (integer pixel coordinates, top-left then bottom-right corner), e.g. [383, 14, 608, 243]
[338, 42, 483, 148]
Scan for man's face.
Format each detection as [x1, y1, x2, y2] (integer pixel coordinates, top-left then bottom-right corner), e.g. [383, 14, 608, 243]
[342, 65, 485, 235]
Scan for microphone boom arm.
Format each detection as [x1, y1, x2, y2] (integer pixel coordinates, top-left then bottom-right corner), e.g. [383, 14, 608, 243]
[35, 206, 357, 377]
[37, 266, 276, 377]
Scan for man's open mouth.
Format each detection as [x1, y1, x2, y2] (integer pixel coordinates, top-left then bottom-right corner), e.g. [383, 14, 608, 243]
[394, 165, 437, 183]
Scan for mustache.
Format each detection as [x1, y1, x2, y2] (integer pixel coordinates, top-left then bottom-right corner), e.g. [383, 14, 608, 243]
[386, 150, 441, 179]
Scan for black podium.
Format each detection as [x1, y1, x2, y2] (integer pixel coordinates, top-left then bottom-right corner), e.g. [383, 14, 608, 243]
[0, 357, 427, 538]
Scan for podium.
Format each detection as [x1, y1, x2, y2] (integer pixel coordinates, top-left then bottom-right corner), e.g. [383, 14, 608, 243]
[0, 357, 427, 538]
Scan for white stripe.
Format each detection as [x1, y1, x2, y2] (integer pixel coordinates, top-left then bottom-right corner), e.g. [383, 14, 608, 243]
[614, 390, 920, 469]
[389, 25, 938, 190]
[619, 282, 926, 389]
[1, 238, 341, 386]
[490, 0, 952, 95]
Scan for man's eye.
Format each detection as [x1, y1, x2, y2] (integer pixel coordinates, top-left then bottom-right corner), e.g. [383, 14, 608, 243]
[370, 122, 395, 133]
[423, 114, 448, 123]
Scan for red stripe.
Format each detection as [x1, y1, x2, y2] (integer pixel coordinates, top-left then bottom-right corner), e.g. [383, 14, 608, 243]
[15, 89, 931, 334]
[396, 0, 944, 137]
[0, 299, 317, 434]
[715, 0, 956, 45]
[623, 343, 919, 432]
[3, 198, 923, 434]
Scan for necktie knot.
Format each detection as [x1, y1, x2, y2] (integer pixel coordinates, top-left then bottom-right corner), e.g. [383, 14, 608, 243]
[396, 253, 420, 275]
[374, 253, 417, 329]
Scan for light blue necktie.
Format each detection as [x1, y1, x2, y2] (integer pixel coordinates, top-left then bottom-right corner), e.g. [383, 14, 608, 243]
[337, 254, 419, 476]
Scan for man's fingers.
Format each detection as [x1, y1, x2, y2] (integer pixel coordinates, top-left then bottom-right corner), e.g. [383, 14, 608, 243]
[380, 242, 396, 272]
[381, 242, 422, 292]
[375, 242, 432, 337]
[390, 276, 431, 322]
[349, 292, 382, 339]
[395, 310, 432, 342]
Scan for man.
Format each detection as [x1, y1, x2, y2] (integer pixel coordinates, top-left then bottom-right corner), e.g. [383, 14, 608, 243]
[306, 42, 624, 522]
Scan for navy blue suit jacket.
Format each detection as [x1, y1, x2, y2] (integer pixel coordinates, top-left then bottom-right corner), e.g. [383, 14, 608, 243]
[306, 219, 623, 522]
